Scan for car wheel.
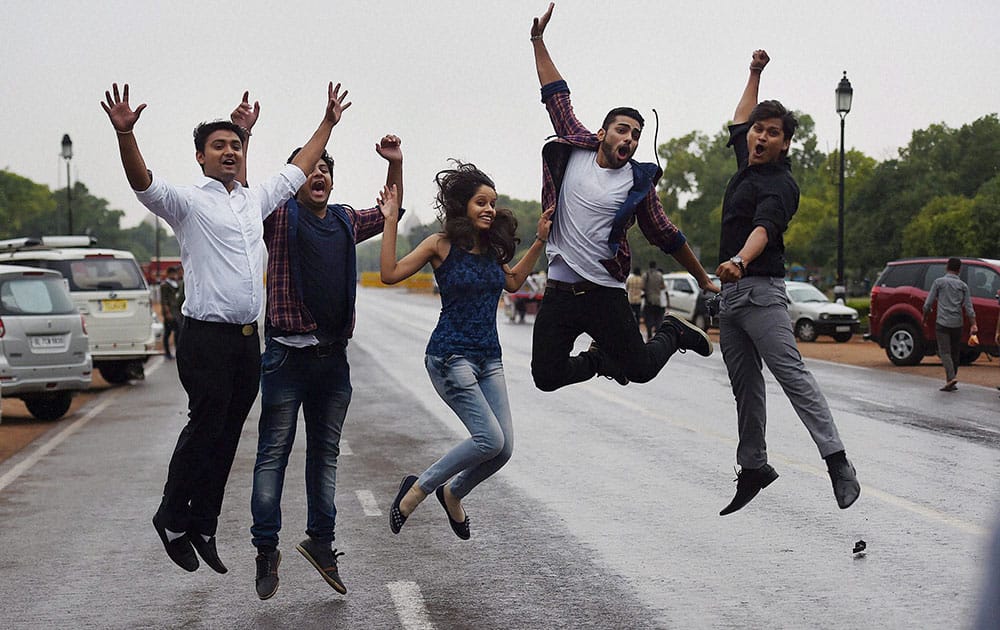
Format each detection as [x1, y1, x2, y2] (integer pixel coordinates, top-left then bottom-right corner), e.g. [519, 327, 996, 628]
[833, 332, 853, 343]
[885, 322, 925, 366]
[99, 362, 130, 384]
[694, 313, 708, 331]
[24, 392, 73, 421]
[795, 319, 818, 342]
[959, 348, 982, 365]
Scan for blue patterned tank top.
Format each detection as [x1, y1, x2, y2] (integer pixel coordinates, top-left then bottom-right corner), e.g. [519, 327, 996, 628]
[425, 245, 505, 359]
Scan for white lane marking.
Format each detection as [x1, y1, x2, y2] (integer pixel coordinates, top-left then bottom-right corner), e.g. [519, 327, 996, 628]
[340, 440, 353, 456]
[356, 489, 382, 516]
[851, 396, 894, 409]
[387, 581, 435, 630]
[0, 394, 120, 493]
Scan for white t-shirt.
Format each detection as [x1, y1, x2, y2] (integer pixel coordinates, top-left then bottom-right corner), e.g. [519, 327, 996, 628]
[547, 148, 632, 289]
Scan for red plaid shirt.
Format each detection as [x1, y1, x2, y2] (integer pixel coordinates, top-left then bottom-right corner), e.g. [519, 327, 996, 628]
[264, 199, 394, 339]
[540, 80, 686, 282]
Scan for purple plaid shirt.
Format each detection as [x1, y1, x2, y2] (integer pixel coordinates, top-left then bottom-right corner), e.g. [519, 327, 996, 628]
[540, 80, 686, 282]
[264, 200, 393, 339]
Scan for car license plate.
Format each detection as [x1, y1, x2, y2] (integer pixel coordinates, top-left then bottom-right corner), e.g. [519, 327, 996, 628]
[30, 335, 64, 349]
[100, 299, 128, 312]
[835, 325, 851, 332]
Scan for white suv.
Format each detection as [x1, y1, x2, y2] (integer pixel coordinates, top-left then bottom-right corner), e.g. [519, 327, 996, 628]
[663, 272, 721, 331]
[0, 237, 159, 383]
[0, 264, 92, 420]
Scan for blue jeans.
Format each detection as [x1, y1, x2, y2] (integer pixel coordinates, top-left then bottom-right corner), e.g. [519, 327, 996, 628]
[250, 339, 351, 549]
[419, 354, 513, 499]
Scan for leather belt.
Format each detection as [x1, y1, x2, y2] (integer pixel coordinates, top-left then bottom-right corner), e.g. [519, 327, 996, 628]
[545, 279, 601, 295]
[184, 318, 259, 337]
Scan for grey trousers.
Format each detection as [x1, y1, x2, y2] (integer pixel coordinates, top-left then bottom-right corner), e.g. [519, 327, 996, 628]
[935, 324, 961, 382]
[719, 276, 845, 468]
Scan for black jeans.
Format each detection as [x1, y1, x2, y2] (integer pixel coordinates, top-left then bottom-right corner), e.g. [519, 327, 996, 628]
[531, 285, 678, 391]
[157, 318, 262, 536]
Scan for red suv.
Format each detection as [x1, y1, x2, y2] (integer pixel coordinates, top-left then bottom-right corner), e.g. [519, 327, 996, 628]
[866, 257, 1000, 366]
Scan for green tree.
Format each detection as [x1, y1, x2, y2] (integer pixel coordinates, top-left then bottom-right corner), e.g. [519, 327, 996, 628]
[0, 170, 57, 238]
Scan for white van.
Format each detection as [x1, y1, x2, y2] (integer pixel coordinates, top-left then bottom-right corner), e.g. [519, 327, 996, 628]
[0, 264, 92, 420]
[0, 236, 159, 383]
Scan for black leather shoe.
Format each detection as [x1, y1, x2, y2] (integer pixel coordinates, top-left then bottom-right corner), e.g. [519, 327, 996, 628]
[719, 464, 779, 516]
[152, 514, 199, 572]
[660, 313, 713, 357]
[435, 485, 471, 540]
[189, 533, 228, 574]
[827, 457, 861, 509]
[296, 538, 347, 594]
[390, 475, 418, 534]
[586, 341, 629, 385]
[255, 549, 281, 600]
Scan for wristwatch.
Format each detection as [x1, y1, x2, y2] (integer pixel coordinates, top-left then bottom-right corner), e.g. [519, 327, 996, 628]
[729, 255, 746, 276]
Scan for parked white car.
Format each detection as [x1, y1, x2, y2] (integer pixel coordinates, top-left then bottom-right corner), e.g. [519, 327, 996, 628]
[663, 272, 721, 331]
[785, 280, 860, 343]
[0, 264, 92, 420]
[0, 236, 159, 383]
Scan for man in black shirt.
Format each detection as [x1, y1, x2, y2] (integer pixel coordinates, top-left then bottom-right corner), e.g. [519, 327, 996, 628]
[715, 50, 860, 516]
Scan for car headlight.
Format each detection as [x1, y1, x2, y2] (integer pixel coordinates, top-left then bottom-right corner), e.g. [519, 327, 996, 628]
[820, 313, 829, 320]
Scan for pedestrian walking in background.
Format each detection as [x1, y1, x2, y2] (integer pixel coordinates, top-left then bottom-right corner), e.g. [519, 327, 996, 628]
[379, 162, 552, 540]
[159, 266, 184, 359]
[714, 50, 860, 516]
[923, 257, 977, 392]
[240, 89, 404, 599]
[641, 261, 666, 340]
[102, 81, 347, 575]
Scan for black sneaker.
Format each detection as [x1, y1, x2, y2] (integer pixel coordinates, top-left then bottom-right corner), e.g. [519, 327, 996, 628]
[152, 513, 199, 572]
[660, 313, 713, 357]
[719, 464, 779, 516]
[827, 457, 861, 509]
[296, 538, 347, 594]
[189, 534, 228, 574]
[255, 549, 281, 600]
[587, 341, 629, 385]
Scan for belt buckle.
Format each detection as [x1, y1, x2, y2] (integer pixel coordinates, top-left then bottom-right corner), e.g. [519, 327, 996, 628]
[572, 283, 587, 296]
[240, 324, 255, 337]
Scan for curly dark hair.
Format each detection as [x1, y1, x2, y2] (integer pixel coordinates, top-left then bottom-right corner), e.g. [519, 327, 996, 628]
[434, 161, 519, 264]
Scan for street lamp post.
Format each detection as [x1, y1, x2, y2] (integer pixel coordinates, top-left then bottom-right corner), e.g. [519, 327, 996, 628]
[835, 71, 853, 303]
[61, 134, 73, 234]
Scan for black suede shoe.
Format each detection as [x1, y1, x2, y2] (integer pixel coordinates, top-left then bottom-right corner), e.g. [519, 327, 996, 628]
[587, 341, 629, 385]
[390, 475, 418, 534]
[152, 514, 199, 572]
[435, 485, 471, 540]
[189, 534, 228, 574]
[719, 464, 779, 516]
[296, 538, 347, 594]
[660, 313, 713, 357]
[255, 549, 281, 600]
[827, 457, 861, 509]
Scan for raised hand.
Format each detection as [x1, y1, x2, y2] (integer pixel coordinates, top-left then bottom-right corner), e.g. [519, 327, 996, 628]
[532, 2, 554, 38]
[325, 82, 352, 127]
[100, 83, 147, 133]
[230, 91, 260, 134]
[536, 208, 554, 242]
[750, 49, 770, 73]
[375, 134, 402, 162]
[377, 184, 399, 220]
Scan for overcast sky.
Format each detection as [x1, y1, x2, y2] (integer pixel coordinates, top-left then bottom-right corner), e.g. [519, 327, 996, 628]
[3, 0, 999, 231]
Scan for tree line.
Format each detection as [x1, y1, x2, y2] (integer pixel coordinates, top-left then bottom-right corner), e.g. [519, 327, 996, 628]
[4, 111, 998, 287]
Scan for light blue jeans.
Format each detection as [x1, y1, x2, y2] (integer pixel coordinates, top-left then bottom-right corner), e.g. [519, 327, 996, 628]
[419, 354, 513, 499]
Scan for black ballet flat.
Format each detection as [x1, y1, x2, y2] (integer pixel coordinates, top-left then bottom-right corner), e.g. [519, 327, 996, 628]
[435, 485, 471, 540]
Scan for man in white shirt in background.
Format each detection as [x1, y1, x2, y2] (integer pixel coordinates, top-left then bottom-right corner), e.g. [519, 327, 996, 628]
[101, 81, 350, 575]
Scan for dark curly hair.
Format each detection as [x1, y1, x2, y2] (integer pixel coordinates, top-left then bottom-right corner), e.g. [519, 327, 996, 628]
[434, 161, 519, 264]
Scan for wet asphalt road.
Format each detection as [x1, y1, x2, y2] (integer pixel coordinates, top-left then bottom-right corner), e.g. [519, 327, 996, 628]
[2, 286, 999, 629]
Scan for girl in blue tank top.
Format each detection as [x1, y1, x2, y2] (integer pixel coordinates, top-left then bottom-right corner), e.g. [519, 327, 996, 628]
[378, 161, 553, 539]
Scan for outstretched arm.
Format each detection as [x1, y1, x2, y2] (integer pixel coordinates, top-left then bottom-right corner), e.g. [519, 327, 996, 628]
[531, 3, 563, 86]
[290, 82, 352, 177]
[100, 83, 151, 192]
[733, 49, 769, 124]
[378, 185, 438, 284]
[504, 209, 554, 291]
[230, 91, 260, 186]
[375, 134, 403, 208]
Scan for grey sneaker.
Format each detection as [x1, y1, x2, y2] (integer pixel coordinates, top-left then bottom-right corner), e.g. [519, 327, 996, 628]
[661, 313, 713, 357]
[255, 549, 281, 600]
[296, 538, 347, 594]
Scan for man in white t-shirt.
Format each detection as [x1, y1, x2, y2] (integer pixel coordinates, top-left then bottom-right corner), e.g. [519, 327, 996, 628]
[102, 81, 349, 575]
[529, 3, 718, 391]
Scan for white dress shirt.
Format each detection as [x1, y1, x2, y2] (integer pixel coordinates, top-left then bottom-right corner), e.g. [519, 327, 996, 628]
[135, 164, 306, 324]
